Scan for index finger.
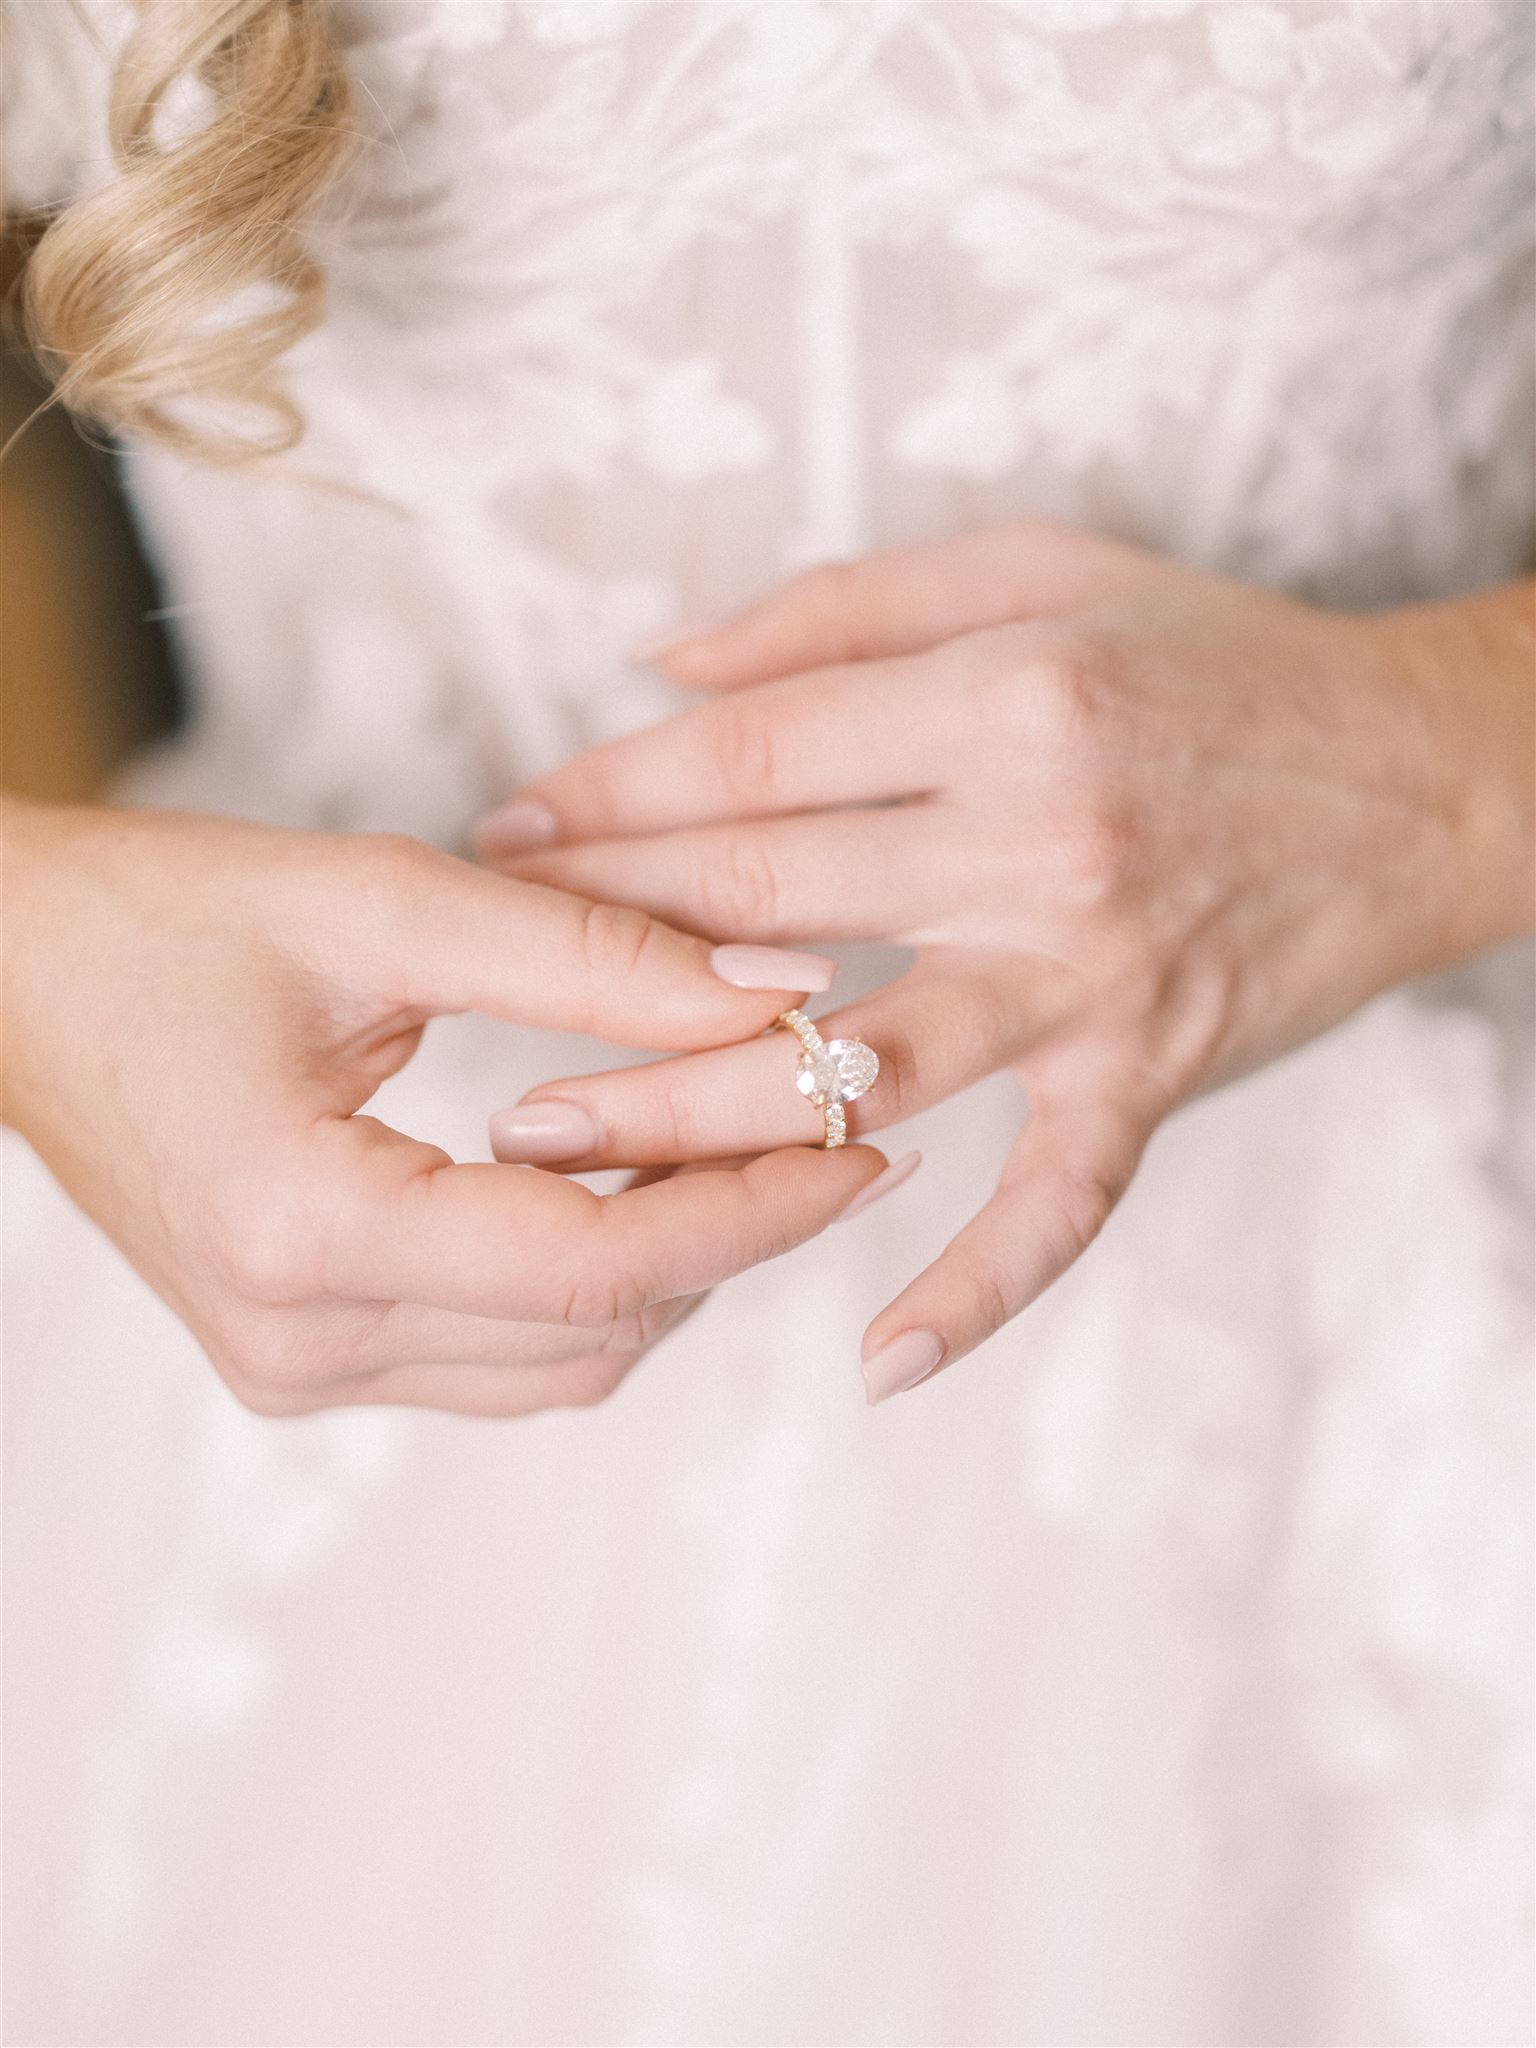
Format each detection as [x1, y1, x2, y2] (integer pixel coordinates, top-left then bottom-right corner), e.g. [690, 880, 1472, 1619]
[360, 849, 836, 1053]
[475, 655, 942, 857]
[330, 1117, 887, 1321]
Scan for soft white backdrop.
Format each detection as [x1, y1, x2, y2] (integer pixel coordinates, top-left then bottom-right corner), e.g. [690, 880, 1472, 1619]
[4, 5, 1532, 2042]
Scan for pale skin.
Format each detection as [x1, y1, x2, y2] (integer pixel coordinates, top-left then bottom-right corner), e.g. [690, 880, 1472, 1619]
[476, 522, 1536, 1400]
[7, 526, 1530, 1416]
[0, 803, 885, 1417]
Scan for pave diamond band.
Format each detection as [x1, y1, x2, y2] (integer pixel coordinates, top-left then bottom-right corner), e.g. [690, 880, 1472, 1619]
[776, 1010, 880, 1148]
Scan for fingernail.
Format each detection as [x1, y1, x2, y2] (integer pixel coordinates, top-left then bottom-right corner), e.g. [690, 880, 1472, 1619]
[836, 1150, 922, 1224]
[630, 618, 720, 665]
[709, 943, 836, 993]
[473, 799, 559, 858]
[488, 1099, 599, 1163]
[861, 1328, 945, 1406]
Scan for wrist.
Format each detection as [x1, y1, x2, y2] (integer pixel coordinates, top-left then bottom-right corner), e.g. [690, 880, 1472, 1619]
[1356, 582, 1535, 967]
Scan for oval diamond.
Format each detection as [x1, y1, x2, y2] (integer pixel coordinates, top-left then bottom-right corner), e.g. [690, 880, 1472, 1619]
[795, 1037, 879, 1108]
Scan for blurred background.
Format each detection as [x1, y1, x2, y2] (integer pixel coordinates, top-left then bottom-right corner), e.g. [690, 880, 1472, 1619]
[1, 219, 179, 803]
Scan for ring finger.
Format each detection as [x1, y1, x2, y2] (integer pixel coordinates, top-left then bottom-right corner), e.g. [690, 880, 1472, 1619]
[336, 1295, 711, 1415]
[238, 1290, 709, 1415]
[357, 1292, 703, 1371]
[487, 959, 1044, 1169]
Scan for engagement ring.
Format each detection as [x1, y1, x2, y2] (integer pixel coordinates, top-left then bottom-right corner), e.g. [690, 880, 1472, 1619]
[776, 1009, 880, 1148]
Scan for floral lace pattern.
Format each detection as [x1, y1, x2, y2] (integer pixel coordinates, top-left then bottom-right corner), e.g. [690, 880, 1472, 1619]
[308, 1, 1536, 582]
[4, 6, 1532, 2044]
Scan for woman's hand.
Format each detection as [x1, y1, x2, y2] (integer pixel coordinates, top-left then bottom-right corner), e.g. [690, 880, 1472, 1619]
[475, 524, 1535, 1400]
[2, 802, 882, 1416]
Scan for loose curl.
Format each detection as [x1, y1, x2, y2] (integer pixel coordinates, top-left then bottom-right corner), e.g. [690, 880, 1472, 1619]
[18, 0, 353, 461]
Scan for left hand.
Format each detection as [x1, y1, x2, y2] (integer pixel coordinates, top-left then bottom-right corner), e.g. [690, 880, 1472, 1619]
[475, 523, 1534, 1399]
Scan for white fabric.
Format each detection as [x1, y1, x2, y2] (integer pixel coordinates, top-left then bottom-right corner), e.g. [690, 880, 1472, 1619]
[3, 5, 1532, 2044]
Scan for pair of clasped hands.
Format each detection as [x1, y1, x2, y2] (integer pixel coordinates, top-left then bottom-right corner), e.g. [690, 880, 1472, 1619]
[6, 523, 1530, 1415]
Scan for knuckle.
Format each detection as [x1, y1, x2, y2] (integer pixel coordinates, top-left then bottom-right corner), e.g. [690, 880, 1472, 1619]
[362, 829, 431, 872]
[557, 1256, 643, 1331]
[592, 1311, 653, 1358]
[1052, 802, 1140, 909]
[1025, 631, 1121, 762]
[614, 1080, 692, 1160]
[950, 973, 1015, 1075]
[216, 1316, 344, 1407]
[355, 830, 441, 897]
[639, 1295, 700, 1346]
[695, 834, 784, 938]
[556, 1356, 632, 1409]
[867, 1016, 925, 1126]
[982, 974, 1024, 1059]
[223, 1370, 321, 1420]
[575, 897, 660, 983]
[967, 1256, 1017, 1339]
[723, 1166, 798, 1266]
[649, 1084, 702, 1159]
[1146, 961, 1234, 1090]
[713, 698, 783, 805]
[756, 1204, 805, 1266]
[958, 630, 1046, 745]
[1047, 1161, 1118, 1259]
[208, 1202, 323, 1307]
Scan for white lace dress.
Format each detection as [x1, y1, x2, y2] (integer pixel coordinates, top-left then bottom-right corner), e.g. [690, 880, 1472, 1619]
[4, 6, 1532, 2044]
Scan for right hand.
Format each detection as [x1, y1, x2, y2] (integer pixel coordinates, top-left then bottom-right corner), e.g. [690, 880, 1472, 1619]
[1, 802, 882, 1417]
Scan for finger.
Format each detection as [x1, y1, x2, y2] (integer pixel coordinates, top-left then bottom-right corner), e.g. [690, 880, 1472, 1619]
[320, 1353, 651, 1418]
[504, 804, 953, 947]
[487, 961, 1038, 1169]
[475, 655, 944, 858]
[330, 1115, 887, 1321]
[335, 1294, 716, 1409]
[858, 1084, 1160, 1402]
[360, 844, 836, 1050]
[350, 1292, 701, 1372]
[646, 523, 1159, 690]
[240, 1232, 713, 1416]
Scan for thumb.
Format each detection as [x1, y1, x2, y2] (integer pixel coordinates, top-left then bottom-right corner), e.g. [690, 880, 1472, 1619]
[364, 842, 835, 1051]
[647, 521, 1159, 690]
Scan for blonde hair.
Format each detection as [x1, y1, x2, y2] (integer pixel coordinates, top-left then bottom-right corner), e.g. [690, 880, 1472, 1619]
[18, 0, 352, 461]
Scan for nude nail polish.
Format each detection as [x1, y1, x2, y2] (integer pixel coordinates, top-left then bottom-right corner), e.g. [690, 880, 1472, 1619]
[473, 799, 559, 858]
[836, 1151, 922, 1224]
[861, 1327, 945, 1406]
[709, 943, 836, 992]
[488, 1100, 599, 1163]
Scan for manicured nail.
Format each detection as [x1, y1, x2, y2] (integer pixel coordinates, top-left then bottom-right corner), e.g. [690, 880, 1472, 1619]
[861, 1327, 945, 1406]
[630, 618, 720, 665]
[709, 943, 836, 992]
[473, 799, 559, 859]
[836, 1150, 922, 1224]
[488, 1100, 599, 1163]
